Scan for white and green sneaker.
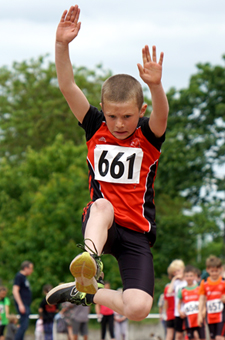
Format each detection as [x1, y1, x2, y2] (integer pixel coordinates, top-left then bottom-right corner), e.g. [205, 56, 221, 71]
[46, 277, 105, 306]
[46, 282, 90, 306]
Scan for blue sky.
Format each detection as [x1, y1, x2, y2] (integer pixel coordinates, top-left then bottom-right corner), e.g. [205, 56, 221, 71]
[1, 0, 225, 92]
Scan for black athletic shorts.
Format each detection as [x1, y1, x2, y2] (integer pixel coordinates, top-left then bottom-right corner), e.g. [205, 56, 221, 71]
[208, 322, 225, 339]
[0, 325, 6, 336]
[174, 316, 185, 332]
[82, 202, 154, 297]
[166, 319, 175, 328]
[186, 326, 205, 340]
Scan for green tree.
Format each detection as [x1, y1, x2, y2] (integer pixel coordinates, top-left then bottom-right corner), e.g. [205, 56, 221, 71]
[1, 55, 225, 310]
[0, 135, 119, 310]
[157, 56, 225, 204]
[0, 57, 111, 159]
[153, 56, 225, 271]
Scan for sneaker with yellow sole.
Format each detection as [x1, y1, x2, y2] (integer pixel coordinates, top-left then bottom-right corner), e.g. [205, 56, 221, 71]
[70, 239, 103, 294]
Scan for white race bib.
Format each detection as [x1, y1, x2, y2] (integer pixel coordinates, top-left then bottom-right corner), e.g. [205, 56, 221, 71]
[0, 305, 4, 313]
[207, 299, 224, 314]
[184, 301, 199, 315]
[94, 145, 143, 184]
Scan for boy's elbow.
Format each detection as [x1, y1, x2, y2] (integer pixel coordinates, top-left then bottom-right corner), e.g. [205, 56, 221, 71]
[59, 83, 71, 96]
[58, 76, 75, 93]
[59, 82, 78, 99]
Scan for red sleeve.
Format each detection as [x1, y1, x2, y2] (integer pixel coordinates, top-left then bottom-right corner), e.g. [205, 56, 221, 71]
[198, 279, 206, 295]
[223, 280, 225, 294]
[164, 285, 168, 301]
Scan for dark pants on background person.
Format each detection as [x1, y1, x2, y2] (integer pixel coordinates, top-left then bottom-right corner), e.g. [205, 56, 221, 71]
[15, 305, 30, 340]
[43, 322, 54, 340]
[101, 314, 115, 340]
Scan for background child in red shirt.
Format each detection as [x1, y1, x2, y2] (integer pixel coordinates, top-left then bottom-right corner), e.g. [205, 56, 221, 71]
[198, 255, 225, 340]
[95, 282, 115, 340]
[178, 265, 205, 340]
[164, 264, 175, 340]
[167, 260, 187, 340]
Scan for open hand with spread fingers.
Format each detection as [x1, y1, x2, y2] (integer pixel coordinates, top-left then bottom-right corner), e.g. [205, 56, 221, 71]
[137, 45, 164, 87]
[56, 5, 81, 45]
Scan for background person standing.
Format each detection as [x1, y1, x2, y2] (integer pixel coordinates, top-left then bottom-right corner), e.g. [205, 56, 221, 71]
[0, 286, 10, 340]
[39, 285, 58, 340]
[13, 261, 33, 340]
[95, 282, 115, 340]
[71, 305, 90, 340]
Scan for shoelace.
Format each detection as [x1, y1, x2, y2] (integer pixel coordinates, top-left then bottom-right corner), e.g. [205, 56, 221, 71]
[77, 238, 103, 259]
[69, 289, 87, 304]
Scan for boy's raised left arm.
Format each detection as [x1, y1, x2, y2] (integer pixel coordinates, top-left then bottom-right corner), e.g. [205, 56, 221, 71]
[55, 5, 90, 124]
[137, 45, 169, 138]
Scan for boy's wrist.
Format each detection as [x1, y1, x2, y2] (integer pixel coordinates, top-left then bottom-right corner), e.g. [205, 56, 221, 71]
[55, 40, 69, 49]
[148, 81, 163, 91]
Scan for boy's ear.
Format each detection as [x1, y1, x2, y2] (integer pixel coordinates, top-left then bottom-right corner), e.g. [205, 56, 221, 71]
[140, 103, 148, 117]
[100, 102, 102, 109]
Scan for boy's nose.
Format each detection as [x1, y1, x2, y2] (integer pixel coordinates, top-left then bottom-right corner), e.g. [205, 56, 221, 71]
[116, 119, 124, 128]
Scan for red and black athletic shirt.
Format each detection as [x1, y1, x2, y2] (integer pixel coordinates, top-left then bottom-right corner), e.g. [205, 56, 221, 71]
[199, 276, 225, 324]
[79, 105, 165, 238]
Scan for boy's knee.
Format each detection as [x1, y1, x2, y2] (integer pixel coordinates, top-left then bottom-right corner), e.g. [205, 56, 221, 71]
[123, 292, 153, 321]
[91, 198, 114, 215]
[125, 303, 151, 321]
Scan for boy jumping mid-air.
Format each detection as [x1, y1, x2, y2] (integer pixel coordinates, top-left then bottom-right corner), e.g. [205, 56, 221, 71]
[47, 5, 169, 321]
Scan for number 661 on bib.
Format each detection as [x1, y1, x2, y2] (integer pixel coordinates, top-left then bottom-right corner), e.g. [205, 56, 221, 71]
[94, 144, 143, 184]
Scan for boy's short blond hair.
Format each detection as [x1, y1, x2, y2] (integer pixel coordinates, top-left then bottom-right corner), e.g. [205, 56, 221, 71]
[167, 259, 185, 276]
[206, 255, 222, 269]
[101, 74, 144, 110]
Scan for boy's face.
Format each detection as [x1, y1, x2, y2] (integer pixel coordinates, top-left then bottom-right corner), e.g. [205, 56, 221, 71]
[0, 290, 7, 298]
[173, 268, 184, 279]
[101, 100, 147, 140]
[207, 266, 222, 281]
[184, 271, 195, 285]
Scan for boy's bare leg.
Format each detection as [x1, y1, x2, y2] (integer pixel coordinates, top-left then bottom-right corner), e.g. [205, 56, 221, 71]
[166, 328, 175, 340]
[215, 337, 224, 340]
[93, 287, 153, 321]
[81, 198, 153, 321]
[67, 326, 74, 340]
[175, 332, 184, 340]
[70, 198, 114, 293]
[84, 198, 114, 255]
[47, 197, 153, 321]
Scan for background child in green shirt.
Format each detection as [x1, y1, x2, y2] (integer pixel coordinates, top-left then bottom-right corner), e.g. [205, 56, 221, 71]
[0, 286, 10, 340]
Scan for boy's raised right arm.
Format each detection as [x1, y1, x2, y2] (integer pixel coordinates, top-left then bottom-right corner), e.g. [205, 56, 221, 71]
[55, 5, 90, 123]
